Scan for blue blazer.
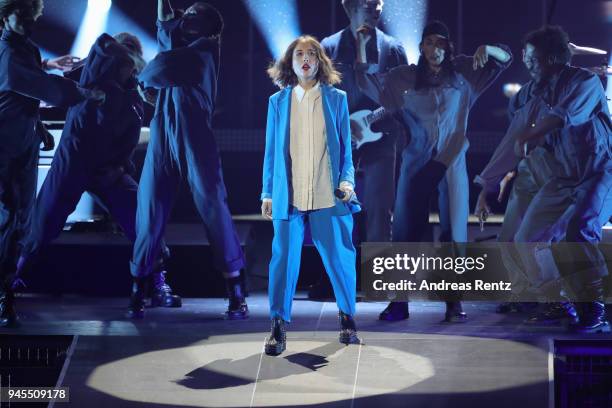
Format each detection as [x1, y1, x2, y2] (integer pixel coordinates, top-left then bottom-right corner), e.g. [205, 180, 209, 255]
[261, 84, 359, 220]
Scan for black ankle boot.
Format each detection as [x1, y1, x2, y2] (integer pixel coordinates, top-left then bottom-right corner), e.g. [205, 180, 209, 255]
[0, 287, 18, 328]
[571, 302, 611, 333]
[150, 271, 182, 308]
[0, 274, 22, 328]
[339, 311, 361, 345]
[570, 279, 610, 334]
[379, 301, 409, 321]
[265, 317, 286, 356]
[225, 274, 248, 320]
[444, 301, 468, 323]
[126, 277, 148, 319]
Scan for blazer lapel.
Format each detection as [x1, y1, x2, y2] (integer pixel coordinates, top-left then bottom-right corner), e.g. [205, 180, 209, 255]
[278, 87, 292, 161]
[321, 85, 339, 179]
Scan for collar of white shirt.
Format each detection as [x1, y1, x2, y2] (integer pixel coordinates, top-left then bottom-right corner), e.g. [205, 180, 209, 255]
[293, 82, 320, 103]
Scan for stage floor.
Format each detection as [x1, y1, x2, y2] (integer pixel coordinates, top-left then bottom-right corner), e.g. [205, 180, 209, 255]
[3, 294, 610, 407]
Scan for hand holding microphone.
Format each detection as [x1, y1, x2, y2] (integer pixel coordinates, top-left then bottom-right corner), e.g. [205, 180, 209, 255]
[335, 183, 361, 205]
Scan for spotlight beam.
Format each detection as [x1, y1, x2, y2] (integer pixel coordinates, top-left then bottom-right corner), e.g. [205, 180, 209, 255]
[381, 0, 428, 65]
[70, 0, 112, 58]
[242, 0, 301, 60]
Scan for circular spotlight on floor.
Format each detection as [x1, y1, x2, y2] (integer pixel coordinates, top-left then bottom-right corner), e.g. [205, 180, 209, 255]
[86, 332, 548, 407]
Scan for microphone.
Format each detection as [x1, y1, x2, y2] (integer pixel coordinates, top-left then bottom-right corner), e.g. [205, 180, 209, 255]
[334, 188, 362, 205]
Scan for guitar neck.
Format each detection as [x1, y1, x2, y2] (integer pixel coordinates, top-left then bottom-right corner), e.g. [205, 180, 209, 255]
[366, 107, 387, 125]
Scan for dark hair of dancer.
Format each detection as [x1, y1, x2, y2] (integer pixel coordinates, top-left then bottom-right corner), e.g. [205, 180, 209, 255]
[267, 35, 341, 88]
[0, 0, 42, 20]
[415, 20, 457, 90]
[523, 25, 571, 65]
[184, 2, 224, 39]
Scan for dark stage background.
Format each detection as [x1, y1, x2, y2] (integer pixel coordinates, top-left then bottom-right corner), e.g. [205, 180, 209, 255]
[33, 0, 612, 216]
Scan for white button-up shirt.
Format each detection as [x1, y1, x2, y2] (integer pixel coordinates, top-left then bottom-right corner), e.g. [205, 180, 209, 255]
[288, 83, 335, 211]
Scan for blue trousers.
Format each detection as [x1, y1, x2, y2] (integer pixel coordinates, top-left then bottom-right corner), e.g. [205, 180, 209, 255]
[269, 206, 356, 322]
[131, 121, 245, 277]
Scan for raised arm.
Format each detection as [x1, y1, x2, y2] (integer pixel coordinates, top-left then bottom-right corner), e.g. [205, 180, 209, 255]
[158, 0, 174, 21]
[454, 43, 513, 103]
[139, 41, 212, 89]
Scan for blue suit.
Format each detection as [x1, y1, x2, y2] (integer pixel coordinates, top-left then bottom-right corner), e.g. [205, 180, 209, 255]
[262, 84, 359, 322]
[131, 18, 245, 277]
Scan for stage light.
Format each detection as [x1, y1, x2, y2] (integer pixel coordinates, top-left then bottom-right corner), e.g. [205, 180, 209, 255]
[242, 0, 301, 60]
[502, 83, 522, 99]
[89, 0, 112, 13]
[381, 0, 428, 64]
[70, 0, 113, 58]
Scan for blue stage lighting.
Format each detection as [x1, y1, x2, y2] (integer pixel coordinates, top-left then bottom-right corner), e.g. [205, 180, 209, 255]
[70, 0, 113, 58]
[381, 0, 427, 64]
[242, 0, 301, 60]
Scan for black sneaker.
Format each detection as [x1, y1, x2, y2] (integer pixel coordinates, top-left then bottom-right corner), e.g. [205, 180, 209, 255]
[225, 275, 249, 320]
[126, 277, 148, 319]
[0, 289, 19, 328]
[265, 318, 286, 356]
[150, 271, 182, 308]
[569, 302, 611, 334]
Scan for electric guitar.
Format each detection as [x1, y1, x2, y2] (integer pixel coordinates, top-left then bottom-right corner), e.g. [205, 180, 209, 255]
[349, 106, 389, 150]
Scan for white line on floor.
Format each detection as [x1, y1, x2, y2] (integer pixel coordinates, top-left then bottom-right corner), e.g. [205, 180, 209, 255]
[49, 335, 79, 408]
[250, 337, 266, 408]
[314, 302, 327, 334]
[547, 338, 554, 408]
[350, 340, 364, 408]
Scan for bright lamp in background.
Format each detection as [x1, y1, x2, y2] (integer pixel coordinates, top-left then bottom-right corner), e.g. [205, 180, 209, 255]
[242, 0, 301, 60]
[381, 0, 427, 64]
[70, 0, 112, 58]
[503, 83, 522, 99]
